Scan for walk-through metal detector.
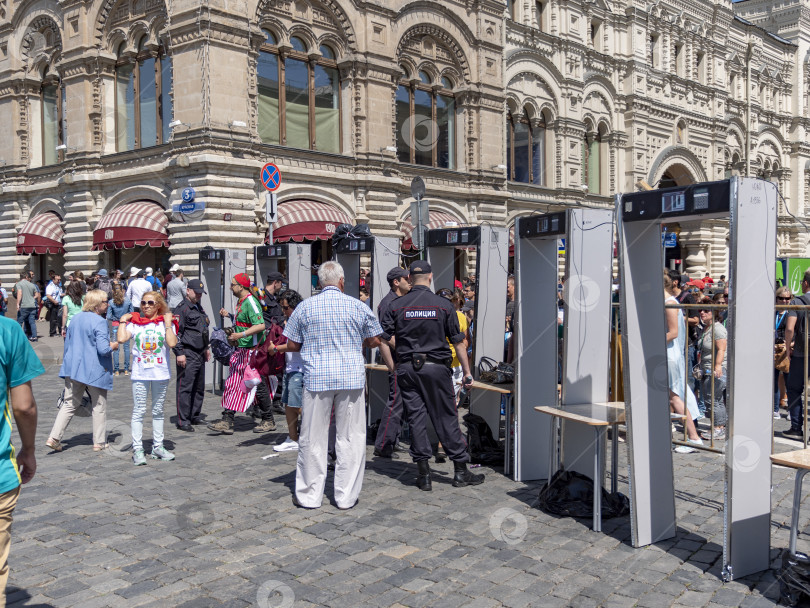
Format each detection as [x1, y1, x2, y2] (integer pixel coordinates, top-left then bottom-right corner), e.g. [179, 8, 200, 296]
[618, 178, 776, 580]
[199, 247, 246, 391]
[254, 244, 312, 299]
[513, 209, 614, 482]
[427, 224, 508, 437]
[334, 235, 400, 423]
[334, 236, 399, 311]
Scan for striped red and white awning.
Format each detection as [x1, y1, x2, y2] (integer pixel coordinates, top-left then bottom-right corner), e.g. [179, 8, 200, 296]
[17, 211, 64, 255]
[401, 210, 462, 250]
[272, 200, 353, 243]
[92, 201, 169, 250]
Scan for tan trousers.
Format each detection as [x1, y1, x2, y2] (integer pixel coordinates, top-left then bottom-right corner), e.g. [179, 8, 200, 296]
[49, 378, 108, 446]
[295, 389, 366, 509]
[0, 486, 20, 608]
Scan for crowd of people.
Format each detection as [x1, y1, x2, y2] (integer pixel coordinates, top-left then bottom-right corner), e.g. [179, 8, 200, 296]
[659, 268, 810, 452]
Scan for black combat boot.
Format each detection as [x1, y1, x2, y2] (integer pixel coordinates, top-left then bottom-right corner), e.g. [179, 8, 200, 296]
[452, 461, 484, 487]
[416, 460, 432, 491]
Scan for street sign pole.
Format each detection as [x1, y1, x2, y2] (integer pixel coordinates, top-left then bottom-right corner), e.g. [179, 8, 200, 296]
[265, 191, 277, 245]
[410, 176, 427, 259]
[416, 194, 423, 260]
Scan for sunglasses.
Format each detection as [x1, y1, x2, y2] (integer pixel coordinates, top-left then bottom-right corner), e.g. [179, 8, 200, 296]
[281, 305, 291, 311]
[778, 296, 792, 301]
[142, 300, 157, 306]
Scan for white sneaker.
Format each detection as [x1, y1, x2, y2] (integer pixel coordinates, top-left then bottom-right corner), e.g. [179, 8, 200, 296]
[273, 437, 299, 452]
[774, 411, 782, 419]
[674, 438, 703, 454]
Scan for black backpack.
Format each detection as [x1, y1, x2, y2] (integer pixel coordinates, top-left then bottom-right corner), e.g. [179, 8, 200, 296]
[210, 328, 235, 365]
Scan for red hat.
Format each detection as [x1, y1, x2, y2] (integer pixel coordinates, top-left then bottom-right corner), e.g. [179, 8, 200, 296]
[234, 273, 251, 289]
[685, 279, 705, 290]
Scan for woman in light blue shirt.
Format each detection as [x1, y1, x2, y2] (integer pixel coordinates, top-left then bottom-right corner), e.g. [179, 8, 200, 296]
[46, 290, 119, 452]
[106, 285, 133, 375]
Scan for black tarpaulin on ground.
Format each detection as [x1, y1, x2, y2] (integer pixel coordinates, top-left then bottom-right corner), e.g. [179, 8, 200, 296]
[537, 469, 630, 519]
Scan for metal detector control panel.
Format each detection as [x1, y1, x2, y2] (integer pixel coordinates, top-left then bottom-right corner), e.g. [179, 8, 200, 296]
[518, 212, 567, 238]
[334, 237, 374, 254]
[200, 248, 225, 261]
[256, 245, 288, 259]
[622, 180, 731, 222]
[428, 226, 481, 247]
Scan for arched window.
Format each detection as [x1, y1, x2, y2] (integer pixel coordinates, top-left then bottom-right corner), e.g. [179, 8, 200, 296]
[506, 109, 546, 185]
[115, 36, 172, 151]
[258, 32, 341, 153]
[41, 68, 65, 165]
[395, 70, 455, 169]
[536, 1, 547, 31]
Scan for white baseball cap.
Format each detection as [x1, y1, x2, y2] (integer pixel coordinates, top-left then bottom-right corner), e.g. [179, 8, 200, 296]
[130, 267, 141, 277]
[169, 263, 181, 272]
[145, 267, 153, 275]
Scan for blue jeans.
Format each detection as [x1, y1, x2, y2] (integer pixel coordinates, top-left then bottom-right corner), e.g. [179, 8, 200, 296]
[110, 323, 130, 372]
[18, 307, 37, 339]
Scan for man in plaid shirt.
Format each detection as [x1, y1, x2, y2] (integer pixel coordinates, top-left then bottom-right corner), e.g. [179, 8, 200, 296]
[284, 261, 382, 509]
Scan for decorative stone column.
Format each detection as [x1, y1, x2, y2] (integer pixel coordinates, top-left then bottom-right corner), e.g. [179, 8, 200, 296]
[678, 222, 711, 277]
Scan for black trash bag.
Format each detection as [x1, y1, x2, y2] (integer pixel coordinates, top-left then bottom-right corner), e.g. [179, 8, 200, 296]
[350, 224, 372, 238]
[463, 413, 504, 465]
[779, 550, 810, 607]
[537, 469, 630, 520]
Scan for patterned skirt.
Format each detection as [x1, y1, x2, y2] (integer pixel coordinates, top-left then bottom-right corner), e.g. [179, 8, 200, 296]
[221, 348, 257, 413]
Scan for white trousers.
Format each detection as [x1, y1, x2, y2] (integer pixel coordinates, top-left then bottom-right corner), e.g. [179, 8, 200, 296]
[295, 388, 366, 509]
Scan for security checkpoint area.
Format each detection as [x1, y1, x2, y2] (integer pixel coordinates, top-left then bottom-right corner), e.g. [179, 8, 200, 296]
[332, 232, 400, 424]
[254, 243, 312, 300]
[199, 246, 246, 392]
[426, 224, 509, 451]
[333, 234, 399, 312]
[512, 208, 618, 532]
[618, 177, 777, 581]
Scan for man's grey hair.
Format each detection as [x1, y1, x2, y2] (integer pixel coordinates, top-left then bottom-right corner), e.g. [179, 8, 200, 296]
[318, 261, 344, 287]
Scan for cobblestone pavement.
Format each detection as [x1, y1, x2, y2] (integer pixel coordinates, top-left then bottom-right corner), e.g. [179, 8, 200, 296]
[4, 329, 807, 607]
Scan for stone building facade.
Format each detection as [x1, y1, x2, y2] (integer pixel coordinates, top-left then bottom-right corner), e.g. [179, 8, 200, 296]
[504, 0, 810, 275]
[1, 0, 808, 284]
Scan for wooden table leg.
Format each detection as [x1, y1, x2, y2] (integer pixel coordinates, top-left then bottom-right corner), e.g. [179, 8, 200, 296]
[790, 469, 808, 556]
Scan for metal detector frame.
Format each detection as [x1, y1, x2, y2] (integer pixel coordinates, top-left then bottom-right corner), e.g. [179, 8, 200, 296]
[514, 208, 615, 482]
[333, 236, 400, 313]
[254, 244, 312, 299]
[198, 247, 246, 392]
[427, 224, 508, 438]
[617, 177, 776, 580]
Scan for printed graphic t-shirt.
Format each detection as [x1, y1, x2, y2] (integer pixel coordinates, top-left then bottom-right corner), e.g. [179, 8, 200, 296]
[127, 321, 172, 381]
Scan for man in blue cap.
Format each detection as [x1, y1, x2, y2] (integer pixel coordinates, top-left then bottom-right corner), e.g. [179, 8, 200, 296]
[380, 260, 483, 491]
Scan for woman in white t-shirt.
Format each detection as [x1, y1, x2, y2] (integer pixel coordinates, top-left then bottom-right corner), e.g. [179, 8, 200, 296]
[117, 291, 178, 466]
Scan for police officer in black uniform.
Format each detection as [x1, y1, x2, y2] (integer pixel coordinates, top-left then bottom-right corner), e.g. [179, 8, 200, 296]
[373, 267, 411, 458]
[173, 279, 210, 431]
[381, 260, 484, 491]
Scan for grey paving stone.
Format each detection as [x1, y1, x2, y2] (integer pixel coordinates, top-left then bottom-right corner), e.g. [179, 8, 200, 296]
[5, 373, 800, 608]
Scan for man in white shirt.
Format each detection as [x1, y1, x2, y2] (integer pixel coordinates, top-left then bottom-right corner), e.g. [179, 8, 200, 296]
[45, 275, 63, 336]
[166, 267, 187, 309]
[125, 268, 152, 313]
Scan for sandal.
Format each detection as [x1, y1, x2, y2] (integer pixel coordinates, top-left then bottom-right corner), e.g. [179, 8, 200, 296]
[45, 438, 62, 452]
[93, 444, 109, 452]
